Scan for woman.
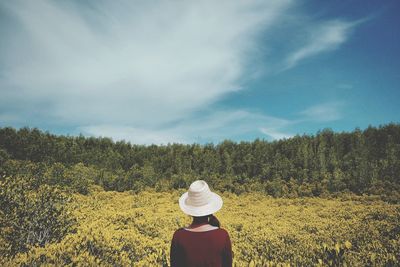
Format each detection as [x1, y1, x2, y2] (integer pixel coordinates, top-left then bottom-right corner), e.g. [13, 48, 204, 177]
[170, 180, 233, 267]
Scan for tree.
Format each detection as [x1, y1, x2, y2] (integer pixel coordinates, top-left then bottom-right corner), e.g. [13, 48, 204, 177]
[0, 148, 10, 175]
[64, 163, 95, 194]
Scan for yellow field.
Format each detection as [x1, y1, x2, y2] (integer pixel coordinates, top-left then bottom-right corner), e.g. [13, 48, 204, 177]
[6, 188, 400, 266]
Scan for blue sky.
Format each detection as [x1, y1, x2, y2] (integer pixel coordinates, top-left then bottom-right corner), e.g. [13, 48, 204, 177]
[0, 0, 399, 144]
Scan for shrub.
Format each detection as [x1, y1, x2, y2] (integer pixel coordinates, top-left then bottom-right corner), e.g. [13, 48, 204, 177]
[0, 175, 76, 258]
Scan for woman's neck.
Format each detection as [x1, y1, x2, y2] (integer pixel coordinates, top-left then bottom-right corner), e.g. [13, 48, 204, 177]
[191, 216, 209, 226]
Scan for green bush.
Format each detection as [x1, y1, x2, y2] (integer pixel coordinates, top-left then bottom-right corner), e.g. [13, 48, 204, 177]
[0, 175, 76, 258]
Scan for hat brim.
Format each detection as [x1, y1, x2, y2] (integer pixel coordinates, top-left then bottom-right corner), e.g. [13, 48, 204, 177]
[179, 192, 223, 217]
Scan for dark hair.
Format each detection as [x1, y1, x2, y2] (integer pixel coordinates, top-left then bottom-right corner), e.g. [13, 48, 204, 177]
[208, 214, 220, 227]
[192, 214, 221, 228]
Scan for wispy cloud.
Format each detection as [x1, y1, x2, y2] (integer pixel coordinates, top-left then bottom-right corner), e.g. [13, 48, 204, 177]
[259, 101, 346, 140]
[299, 102, 344, 122]
[283, 20, 356, 70]
[81, 109, 292, 144]
[0, 0, 291, 129]
[260, 128, 293, 140]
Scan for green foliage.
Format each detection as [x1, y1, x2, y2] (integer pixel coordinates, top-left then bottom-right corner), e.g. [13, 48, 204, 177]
[63, 163, 95, 195]
[0, 176, 76, 257]
[318, 242, 352, 267]
[171, 173, 191, 189]
[0, 147, 10, 165]
[0, 124, 400, 197]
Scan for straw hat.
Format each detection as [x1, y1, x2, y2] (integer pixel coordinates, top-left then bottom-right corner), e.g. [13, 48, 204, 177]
[179, 180, 223, 217]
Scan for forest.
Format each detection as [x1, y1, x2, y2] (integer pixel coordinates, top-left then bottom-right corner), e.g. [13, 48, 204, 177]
[0, 124, 399, 199]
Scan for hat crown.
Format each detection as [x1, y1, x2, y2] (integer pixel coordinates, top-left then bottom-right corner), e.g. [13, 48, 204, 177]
[187, 180, 212, 207]
[189, 180, 208, 192]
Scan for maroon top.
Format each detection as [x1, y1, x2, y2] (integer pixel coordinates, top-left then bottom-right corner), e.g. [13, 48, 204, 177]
[170, 228, 233, 267]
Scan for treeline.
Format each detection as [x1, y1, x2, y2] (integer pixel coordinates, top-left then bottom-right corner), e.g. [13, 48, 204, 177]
[0, 124, 399, 199]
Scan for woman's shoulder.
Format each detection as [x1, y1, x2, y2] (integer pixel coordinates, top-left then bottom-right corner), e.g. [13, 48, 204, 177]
[215, 227, 230, 237]
[174, 227, 229, 236]
[219, 227, 229, 234]
[173, 227, 185, 235]
[172, 227, 187, 237]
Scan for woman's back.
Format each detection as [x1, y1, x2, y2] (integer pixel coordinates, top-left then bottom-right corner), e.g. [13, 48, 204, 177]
[170, 227, 232, 267]
[171, 180, 233, 267]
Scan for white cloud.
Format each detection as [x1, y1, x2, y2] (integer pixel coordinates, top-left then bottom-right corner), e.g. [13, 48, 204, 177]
[260, 128, 293, 140]
[0, 0, 292, 129]
[284, 20, 355, 70]
[76, 99, 348, 143]
[81, 109, 292, 144]
[299, 102, 344, 122]
[259, 101, 346, 140]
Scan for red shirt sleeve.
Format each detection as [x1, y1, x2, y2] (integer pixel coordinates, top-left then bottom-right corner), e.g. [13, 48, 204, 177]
[170, 230, 185, 267]
[222, 232, 233, 267]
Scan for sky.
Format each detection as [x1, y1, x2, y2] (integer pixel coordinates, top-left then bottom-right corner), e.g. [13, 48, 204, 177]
[0, 0, 399, 144]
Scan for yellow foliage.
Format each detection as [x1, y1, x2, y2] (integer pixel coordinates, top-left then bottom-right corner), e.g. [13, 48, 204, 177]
[2, 190, 399, 266]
